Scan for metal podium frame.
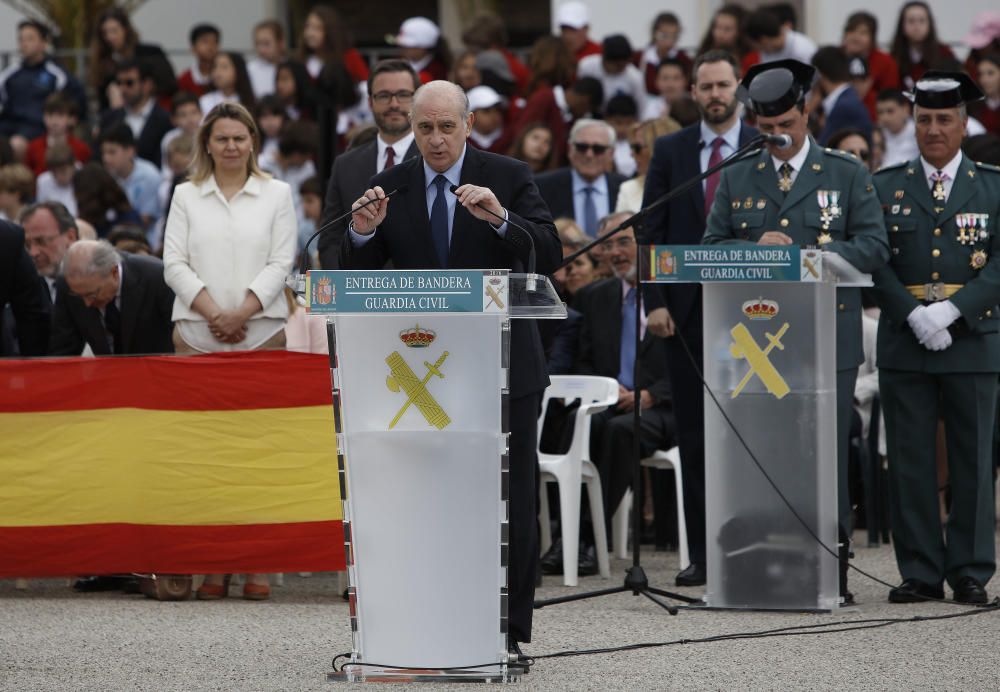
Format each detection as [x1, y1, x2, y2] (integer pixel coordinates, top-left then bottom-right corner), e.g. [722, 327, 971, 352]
[305, 270, 564, 683]
[642, 246, 871, 612]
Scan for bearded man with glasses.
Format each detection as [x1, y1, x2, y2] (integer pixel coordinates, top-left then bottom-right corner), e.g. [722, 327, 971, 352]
[318, 60, 422, 269]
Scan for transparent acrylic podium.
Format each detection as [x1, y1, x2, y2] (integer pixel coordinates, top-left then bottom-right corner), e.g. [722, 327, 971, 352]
[643, 246, 870, 611]
[304, 270, 565, 683]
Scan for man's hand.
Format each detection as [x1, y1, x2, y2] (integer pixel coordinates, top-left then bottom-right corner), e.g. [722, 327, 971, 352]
[453, 184, 504, 224]
[922, 329, 953, 352]
[924, 300, 961, 332]
[350, 186, 390, 235]
[617, 387, 655, 412]
[757, 231, 794, 245]
[907, 305, 937, 343]
[647, 307, 675, 337]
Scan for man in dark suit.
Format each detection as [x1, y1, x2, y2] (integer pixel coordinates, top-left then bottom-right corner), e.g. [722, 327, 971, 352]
[99, 59, 173, 168]
[0, 219, 49, 356]
[547, 215, 674, 573]
[534, 119, 625, 235]
[22, 201, 78, 306]
[812, 46, 873, 146]
[50, 239, 174, 356]
[641, 50, 758, 587]
[344, 80, 560, 656]
[318, 60, 422, 269]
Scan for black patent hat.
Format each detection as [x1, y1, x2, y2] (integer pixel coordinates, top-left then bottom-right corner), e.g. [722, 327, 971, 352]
[737, 59, 816, 117]
[907, 71, 985, 109]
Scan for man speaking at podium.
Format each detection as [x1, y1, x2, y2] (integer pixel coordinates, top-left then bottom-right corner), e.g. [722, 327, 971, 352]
[702, 59, 889, 602]
[343, 80, 560, 654]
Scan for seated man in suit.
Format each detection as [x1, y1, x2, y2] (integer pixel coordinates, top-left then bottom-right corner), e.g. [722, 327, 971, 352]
[50, 239, 175, 357]
[318, 59, 422, 269]
[344, 80, 560, 658]
[812, 46, 872, 146]
[544, 213, 674, 573]
[21, 201, 78, 305]
[534, 119, 626, 236]
[99, 59, 173, 168]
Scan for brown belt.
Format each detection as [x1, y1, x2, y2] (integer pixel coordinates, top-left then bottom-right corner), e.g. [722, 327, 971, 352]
[905, 283, 963, 302]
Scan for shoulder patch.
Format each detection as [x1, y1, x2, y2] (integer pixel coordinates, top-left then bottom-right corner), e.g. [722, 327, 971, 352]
[873, 161, 908, 177]
[975, 161, 1000, 173]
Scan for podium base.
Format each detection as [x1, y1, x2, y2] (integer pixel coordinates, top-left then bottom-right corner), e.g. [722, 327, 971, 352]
[327, 664, 521, 683]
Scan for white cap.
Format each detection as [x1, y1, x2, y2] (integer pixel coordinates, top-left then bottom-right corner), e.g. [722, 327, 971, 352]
[388, 17, 440, 49]
[557, 1, 590, 30]
[467, 85, 503, 111]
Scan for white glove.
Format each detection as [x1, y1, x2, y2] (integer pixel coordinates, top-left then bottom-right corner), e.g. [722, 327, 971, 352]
[922, 329, 953, 351]
[906, 306, 937, 343]
[924, 300, 961, 332]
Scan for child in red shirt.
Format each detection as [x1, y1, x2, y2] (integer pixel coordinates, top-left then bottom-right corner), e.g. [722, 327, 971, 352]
[23, 93, 90, 177]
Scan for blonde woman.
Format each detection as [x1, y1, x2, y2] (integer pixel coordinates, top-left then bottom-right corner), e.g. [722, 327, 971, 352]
[163, 102, 296, 600]
[615, 118, 679, 214]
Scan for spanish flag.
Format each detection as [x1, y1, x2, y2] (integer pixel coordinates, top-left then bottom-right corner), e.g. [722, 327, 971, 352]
[0, 351, 343, 577]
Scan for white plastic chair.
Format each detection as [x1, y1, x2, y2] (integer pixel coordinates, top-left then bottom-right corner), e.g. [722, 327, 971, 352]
[537, 375, 617, 586]
[611, 446, 689, 571]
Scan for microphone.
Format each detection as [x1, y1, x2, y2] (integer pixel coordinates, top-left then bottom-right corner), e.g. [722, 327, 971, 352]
[762, 133, 793, 149]
[448, 184, 537, 280]
[297, 184, 409, 276]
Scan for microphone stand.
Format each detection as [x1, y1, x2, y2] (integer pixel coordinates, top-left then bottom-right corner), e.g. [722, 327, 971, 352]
[534, 134, 770, 613]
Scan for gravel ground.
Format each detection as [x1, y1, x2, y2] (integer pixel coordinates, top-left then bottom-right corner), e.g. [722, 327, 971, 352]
[3, 533, 1000, 691]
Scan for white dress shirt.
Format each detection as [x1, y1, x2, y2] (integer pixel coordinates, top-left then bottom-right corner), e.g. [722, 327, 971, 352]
[572, 170, 610, 234]
[920, 151, 963, 202]
[124, 98, 154, 140]
[163, 174, 297, 352]
[247, 57, 277, 99]
[198, 91, 240, 117]
[376, 132, 415, 174]
[577, 53, 647, 110]
[759, 30, 817, 64]
[771, 136, 812, 186]
[881, 119, 919, 167]
[700, 119, 742, 192]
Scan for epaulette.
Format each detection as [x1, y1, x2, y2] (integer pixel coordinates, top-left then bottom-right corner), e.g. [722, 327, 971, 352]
[974, 160, 1000, 173]
[873, 160, 908, 175]
[822, 146, 856, 160]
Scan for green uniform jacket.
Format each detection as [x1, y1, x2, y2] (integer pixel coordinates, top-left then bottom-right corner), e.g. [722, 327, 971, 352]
[703, 137, 890, 370]
[872, 155, 1000, 373]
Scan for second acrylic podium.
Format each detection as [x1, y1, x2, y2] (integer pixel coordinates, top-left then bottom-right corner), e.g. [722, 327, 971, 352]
[308, 269, 565, 683]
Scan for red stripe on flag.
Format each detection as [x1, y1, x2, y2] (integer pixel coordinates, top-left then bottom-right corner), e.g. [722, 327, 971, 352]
[0, 520, 345, 577]
[0, 351, 333, 412]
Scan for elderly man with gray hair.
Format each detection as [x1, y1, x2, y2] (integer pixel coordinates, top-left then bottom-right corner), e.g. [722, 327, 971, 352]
[533, 118, 626, 236]
[49, 239, 174, 356]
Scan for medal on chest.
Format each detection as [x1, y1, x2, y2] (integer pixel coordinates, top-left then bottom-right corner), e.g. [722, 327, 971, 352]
[816, 190, 841, 245]
[956, 213, 991, 245]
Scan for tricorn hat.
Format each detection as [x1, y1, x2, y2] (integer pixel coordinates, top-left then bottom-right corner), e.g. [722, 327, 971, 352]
[907, 71, 985, 109]
[737, 59, 816, 117]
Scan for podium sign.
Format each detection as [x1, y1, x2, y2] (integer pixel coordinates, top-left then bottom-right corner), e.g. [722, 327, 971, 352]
[308, 270, 565, 682]
[642, 246, 841, 611]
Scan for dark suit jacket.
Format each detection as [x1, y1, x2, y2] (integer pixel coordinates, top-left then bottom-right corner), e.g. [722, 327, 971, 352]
[819, 85, 872, 146]
[533, 167, 625, 225]
[340, 146, 561, 397]
[574, 277, 672, 406]
[0, 220, 49, 356]
[49, 252, 175, 356]
[318, 138, 420, 269]
[641, 121, 758, 330]
[99, 102, 173, 168]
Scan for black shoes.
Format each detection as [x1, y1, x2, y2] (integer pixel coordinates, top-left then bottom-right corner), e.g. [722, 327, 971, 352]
[507, 639, 530, 674]
[888, 578, 944, 603]
[539, 539, 598, 577]
[675, 562, 706, 587]
[73, 575, 129, 592]
[953, 576, 988, 604]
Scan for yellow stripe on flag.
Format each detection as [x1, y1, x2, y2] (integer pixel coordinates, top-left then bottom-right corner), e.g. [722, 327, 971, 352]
[0, 406, 341, 527]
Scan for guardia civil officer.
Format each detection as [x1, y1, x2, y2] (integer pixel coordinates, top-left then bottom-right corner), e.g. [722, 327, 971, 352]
[703, 59, 889, 603]
[873, 72, 1000, 605]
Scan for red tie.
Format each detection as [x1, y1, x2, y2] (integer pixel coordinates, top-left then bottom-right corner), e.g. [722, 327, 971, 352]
[384, 146, 395, 170]
[704, 137, 724, 218]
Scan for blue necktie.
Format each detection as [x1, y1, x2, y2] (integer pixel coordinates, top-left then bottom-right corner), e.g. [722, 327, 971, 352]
[430, 174, 450, 267]
[619, 287, 636, 390]
[582, 185, 598, 236]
